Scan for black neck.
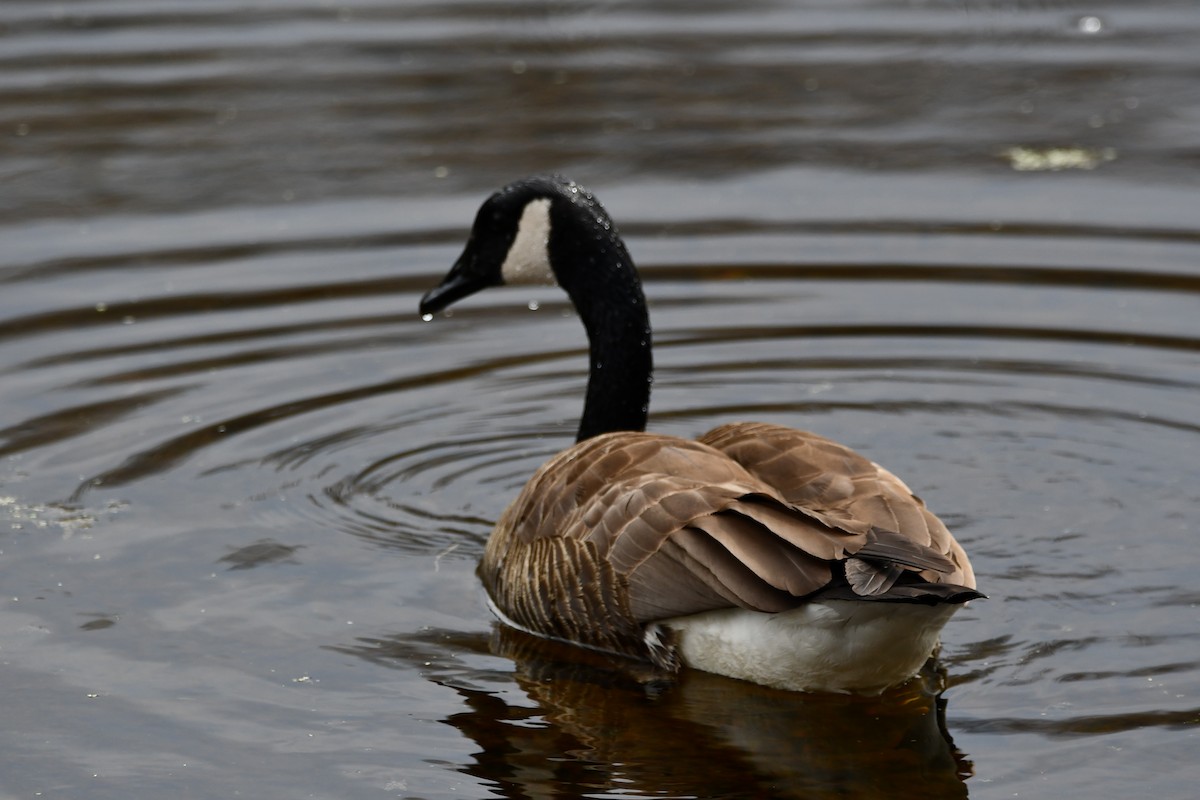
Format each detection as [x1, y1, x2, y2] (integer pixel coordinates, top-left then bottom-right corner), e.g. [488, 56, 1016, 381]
[549, 216, 652, 442]
[575, 292, 652, 441]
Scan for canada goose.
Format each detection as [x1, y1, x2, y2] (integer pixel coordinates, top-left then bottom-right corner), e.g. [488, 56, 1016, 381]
[420, 175, 982, 693]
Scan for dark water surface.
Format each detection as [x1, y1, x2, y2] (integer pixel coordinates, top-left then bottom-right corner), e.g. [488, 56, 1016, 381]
[2, 1, 1198, 797]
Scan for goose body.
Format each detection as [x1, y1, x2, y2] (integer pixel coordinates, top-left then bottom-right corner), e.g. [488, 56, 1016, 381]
[420, 176, 981, 693]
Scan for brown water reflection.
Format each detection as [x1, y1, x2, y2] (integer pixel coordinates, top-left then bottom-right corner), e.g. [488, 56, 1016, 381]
[339, 627, 971, 800]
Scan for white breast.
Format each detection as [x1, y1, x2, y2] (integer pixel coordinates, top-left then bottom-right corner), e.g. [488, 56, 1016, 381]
[659, 600, 961, 694]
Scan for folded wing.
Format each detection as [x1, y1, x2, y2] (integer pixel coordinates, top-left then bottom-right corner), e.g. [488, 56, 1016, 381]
[480, 427, 976, 666]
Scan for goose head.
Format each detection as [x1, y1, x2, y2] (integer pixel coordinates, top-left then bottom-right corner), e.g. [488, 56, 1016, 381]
[421, 175, 630, 313]
[421, 175, 653, 442]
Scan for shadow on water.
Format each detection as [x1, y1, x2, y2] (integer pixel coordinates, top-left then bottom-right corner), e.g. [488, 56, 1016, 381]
[333, 626, 971, 800]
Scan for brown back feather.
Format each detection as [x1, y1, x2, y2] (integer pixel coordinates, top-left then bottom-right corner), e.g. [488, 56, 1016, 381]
[699, 422, 976, 589]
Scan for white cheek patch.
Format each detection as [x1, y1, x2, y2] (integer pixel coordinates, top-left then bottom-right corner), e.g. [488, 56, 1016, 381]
[500, 198, 556, 286]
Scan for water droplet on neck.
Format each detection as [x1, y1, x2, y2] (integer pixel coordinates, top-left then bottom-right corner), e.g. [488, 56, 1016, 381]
[421, 313, 433, 322]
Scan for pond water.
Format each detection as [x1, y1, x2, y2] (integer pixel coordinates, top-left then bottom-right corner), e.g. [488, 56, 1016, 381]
[2, 1, 1198, 797]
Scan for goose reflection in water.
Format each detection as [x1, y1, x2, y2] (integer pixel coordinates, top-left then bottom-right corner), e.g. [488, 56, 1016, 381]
[333, 627, 972, 799]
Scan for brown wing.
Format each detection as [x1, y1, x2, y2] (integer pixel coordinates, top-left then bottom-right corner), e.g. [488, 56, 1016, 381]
[479, 431, 870, 664]
[480, 426, 978, 667]
[698, 422, 977, 590]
